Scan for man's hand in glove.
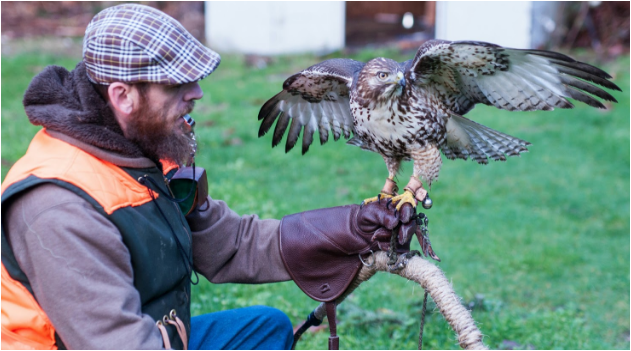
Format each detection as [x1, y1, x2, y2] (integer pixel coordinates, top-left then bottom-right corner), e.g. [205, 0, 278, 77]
[356, 201, 417, 253]
[279, 200, 419, 302]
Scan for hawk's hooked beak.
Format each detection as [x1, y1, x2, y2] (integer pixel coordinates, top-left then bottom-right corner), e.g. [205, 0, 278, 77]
[396, 72, 405, 88]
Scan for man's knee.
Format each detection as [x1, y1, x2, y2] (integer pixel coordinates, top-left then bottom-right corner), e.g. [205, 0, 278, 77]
[250, 306, 293, 347]
[251, 305, 292, 331]
[189, 306, 293, 350]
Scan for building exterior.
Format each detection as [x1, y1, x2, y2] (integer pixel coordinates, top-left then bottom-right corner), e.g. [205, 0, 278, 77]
[204, 1, 570, 55]
[205, 2, 345, 55]
[435, 1, 533, 48]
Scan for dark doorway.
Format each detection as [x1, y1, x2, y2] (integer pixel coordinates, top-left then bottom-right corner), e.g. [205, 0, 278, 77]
[345, 1, 435, 48]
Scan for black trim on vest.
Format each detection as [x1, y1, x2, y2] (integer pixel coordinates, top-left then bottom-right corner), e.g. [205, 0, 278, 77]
[54, 332, 67, 350]
[1, 232, 33, 294]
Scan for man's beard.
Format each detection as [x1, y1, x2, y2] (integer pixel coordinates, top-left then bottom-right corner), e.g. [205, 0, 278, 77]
[126, 99, 195, 167]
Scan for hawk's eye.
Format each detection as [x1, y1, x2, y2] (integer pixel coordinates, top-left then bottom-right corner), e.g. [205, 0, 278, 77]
[377, 72, 389, 80]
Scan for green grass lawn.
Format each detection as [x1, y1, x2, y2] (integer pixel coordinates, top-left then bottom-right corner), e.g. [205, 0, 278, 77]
[2, 39, 629, 349]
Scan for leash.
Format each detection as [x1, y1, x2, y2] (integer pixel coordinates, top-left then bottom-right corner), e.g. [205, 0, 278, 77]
[326, 302, 339, 350]
[419, 291, 429, 350]
[292, 285, 429, 350]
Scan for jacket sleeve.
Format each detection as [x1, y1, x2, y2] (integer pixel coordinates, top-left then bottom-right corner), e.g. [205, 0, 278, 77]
[4, 183, 166, 349]
[186, 196, 291, 284]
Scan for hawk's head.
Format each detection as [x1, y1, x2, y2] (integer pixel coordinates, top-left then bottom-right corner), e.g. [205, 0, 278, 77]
[355, 58, 405, 107]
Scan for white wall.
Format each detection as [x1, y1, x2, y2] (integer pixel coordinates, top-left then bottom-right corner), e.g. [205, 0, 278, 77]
[205, 1, 345, 55]
[435, 1, 533, 49]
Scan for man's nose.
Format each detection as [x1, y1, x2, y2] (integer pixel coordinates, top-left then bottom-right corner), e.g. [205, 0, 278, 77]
[183, 82, 204, 101]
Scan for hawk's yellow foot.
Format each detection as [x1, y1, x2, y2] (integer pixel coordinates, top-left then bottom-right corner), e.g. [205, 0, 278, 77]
[360, 177, 398, 207]
[361, 193, 394, 207]
[390, 189, 418, 211]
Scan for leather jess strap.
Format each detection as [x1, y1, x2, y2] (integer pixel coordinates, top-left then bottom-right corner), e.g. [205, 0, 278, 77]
[326, 302, 339, 350]
[164, 312, 188, 350]
[156, 321, 171, 350]
[156, 309, 188, 350]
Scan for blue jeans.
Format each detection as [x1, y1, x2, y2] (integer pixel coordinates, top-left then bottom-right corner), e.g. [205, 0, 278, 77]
[189, 306, 294, 350]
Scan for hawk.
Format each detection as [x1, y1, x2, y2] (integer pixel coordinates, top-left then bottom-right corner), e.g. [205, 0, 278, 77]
[258, 40, 620, 210]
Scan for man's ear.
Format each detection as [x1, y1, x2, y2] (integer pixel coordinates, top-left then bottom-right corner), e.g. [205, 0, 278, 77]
[107, 82, 137, 116]
[107, 82, 140, 136]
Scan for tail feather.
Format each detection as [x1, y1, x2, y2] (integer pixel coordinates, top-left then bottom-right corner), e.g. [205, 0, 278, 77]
[442, 113, 530, 164]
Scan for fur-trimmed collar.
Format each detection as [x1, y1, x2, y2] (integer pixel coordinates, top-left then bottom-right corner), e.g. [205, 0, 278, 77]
[22, 62, 144, 158]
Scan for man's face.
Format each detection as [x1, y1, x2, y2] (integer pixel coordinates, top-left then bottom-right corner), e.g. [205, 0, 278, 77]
[126, 82, 203, 165]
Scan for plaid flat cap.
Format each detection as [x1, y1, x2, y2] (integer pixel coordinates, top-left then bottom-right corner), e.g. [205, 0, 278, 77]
[83, 4, 220, 85]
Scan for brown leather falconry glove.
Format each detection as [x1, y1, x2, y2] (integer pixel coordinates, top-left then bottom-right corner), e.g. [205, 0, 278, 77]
[279, 201, 416, 302]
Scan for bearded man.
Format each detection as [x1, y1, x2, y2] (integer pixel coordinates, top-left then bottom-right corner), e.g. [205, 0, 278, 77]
[1, 4, 418, 350]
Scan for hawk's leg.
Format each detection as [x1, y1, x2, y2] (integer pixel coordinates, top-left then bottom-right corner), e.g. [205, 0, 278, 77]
[388, 175, 428, 211]
[361, 157, 401, 206]
[391, 146, 442, 210]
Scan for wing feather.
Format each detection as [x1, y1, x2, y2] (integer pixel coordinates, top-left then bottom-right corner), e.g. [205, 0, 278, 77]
[318, 115, 330, 145]
[258, 94, 282, 137]
[501, 70, 545, 110]
[508, 64, 560, 110]
[443, 113, 530, 164]
[552, 63, 621, 92]
[302, 115, 318, 154]
[565, 86, 606, 109]
[559, 75, 617, 102]
[331, 115, 342, 141]
[409, 40, 620, 115]
[258, 58, 365, 153]
[272, 110, 290, 148]
[286, 115, 303, 153]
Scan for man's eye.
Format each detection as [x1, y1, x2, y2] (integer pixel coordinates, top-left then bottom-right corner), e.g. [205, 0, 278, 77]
[378, 72, 389, 79]
[168, 84, 183, 91]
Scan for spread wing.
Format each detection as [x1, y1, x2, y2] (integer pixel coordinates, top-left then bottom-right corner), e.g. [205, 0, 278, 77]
[258, 58, 365, 154]
[408, 40, 621, 115]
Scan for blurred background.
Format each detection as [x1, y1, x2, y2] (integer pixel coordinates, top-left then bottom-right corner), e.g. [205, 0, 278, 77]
[2, 2, 629, 350]
[1, 1, 629, 56]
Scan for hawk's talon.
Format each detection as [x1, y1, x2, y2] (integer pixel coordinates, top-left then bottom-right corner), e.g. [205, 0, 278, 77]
[388, 251, 421, 271]
[404, 250, 421, 260]
[389, 189, 418, 211]
[361, 193, 393, 206]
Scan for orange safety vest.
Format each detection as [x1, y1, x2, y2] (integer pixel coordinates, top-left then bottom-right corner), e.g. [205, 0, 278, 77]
[1, 129, 189, 349]
[1, 263, 57, 350]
